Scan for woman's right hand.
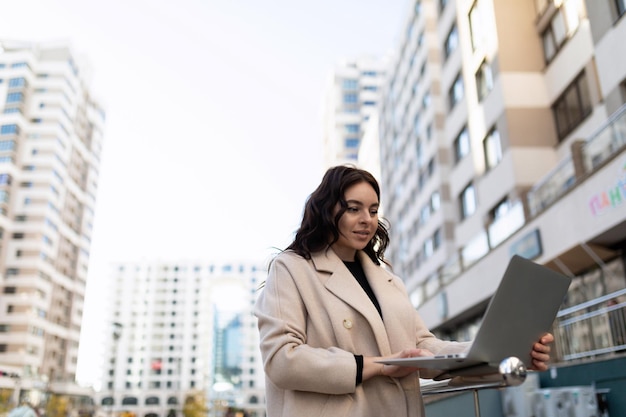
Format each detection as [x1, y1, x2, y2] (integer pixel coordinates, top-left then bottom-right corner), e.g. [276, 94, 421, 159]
[363, 348, 434, 380]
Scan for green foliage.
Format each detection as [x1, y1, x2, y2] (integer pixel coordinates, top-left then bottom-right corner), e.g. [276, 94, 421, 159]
[45, 394, 69, 417]
[182, 391, 208, 417]
[0, 389, 14, 412]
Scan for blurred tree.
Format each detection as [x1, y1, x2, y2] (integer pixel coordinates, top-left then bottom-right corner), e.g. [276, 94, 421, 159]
[46, 394, 69, 417]
[182, 391, 207, 417]
[0, 389, 13, 413]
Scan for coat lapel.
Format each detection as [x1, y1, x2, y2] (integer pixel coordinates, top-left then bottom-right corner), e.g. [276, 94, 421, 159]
[311, 249, 392, 355]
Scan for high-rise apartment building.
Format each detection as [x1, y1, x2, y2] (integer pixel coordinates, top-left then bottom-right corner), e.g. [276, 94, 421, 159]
[0, 40, 105, 400]
[322, 56, 388, 167]
[376, 0, 626, 345]
[97, 261, 266, 417]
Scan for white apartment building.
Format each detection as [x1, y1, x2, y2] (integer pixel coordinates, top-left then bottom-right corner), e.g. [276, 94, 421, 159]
[97, 261, 266, 417]
[376, 0, 626, 349]
[322, 56, 388, 167]
[0, 40, 105, 403]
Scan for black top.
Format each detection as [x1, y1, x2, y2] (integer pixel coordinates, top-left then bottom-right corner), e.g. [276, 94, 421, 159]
[343, 260, 382, 319]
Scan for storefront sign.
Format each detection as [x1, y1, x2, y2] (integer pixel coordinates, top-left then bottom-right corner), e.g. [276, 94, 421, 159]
[510, 229, 542, 260]
[589, 158, 626, 216]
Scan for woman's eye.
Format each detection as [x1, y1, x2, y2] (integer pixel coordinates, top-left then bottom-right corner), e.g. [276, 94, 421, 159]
[347, 207, 359, 212]
[370, 210, 378, 215]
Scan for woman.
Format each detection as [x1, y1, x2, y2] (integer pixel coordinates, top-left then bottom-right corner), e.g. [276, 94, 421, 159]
[254, 165, 553, 417]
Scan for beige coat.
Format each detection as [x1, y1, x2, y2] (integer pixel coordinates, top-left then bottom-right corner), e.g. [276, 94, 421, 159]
[254, 248, 467, 417]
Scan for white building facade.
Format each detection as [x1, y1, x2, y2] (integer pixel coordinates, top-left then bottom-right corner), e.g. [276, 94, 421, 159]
[0, 40, 105, 403]
[376, 0, 626, 347]
[97, 261, 266, 417]
[322, 56, 389, 168]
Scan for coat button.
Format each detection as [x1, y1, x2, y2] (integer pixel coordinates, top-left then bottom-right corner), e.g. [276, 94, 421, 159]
[343, 319, 353, 329]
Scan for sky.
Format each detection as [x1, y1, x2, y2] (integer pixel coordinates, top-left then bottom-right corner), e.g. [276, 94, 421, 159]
[0, 0, 409, 386]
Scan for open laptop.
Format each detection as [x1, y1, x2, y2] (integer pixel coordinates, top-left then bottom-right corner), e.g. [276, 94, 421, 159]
[379, 255, 571, 377]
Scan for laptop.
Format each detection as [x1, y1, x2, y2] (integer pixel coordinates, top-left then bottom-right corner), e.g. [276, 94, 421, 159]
[379, 255, 571, 377]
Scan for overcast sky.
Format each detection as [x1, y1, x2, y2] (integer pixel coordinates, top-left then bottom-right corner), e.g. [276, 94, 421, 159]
[0, 0, 409, 386]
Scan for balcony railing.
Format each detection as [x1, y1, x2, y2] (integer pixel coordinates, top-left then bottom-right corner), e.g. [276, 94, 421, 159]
[552, 288, 626, 362]
[413, 105, 626, 311]
[582, 103, 626, 172]
[527, 103, 626, 217]
[527, 156, 576, 217]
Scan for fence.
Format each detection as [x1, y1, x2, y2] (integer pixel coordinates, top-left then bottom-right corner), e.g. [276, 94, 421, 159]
[553, 288, 626, 362]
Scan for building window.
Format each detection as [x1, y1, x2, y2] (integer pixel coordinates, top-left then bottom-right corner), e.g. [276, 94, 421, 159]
[342, 79, 358, 90]
[0, 140, 16, 151]
[475, 59, 494, 101]
[483, 127, 502, 170]
[345, 124, 359, 134]
[460, 183, 477, 220]
[427, 158, 436, 176]
[453, 126, 470, 163]
[444, 25, 459, 60]
[541, 1, 580, 63]
[6, 93, 24, 103]
[0, 125, 19, 135]
[489, 197, 512, 222]
[422, 90, 431, 109]
[552, 71, 592, 140]
[146, 397, 159, 405]
[469, 0, 489, 51]
[8, 78, 26, 88]
[430, 191, 441, 212]
[122, 397, 138, 405]
[433, 228, 442, 250]
[448, 73, 464, 110]
[420, 203, 430, 226]
[345, 138, 359, 150]
[617, 0, 626, 17]
[423, 237, 434, 259]
[343, 93, 358, 104]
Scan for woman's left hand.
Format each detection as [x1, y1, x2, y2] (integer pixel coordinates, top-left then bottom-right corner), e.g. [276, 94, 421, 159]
[529, 333, 554, 371]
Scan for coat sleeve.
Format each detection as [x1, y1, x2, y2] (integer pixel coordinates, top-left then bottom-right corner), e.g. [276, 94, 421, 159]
[383, 273, 471, 378]
[254, 255, 357, 394]
[412, 300, 472, 379]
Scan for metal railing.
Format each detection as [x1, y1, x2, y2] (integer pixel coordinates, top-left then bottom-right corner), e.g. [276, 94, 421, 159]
[527, 103, 626, 217]
[413, 105, 626, 312]
[552, 288, 626, 362]
[581, 103, 626, 172]
[527, 156, 576, 217]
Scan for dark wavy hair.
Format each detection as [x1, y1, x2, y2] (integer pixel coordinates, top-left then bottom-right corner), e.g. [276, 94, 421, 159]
[286, 165, 390, 265]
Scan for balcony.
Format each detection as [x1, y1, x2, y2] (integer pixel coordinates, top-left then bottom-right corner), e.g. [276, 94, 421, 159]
[417, 104, 626, 308]
[527, 103, 626, 217]
[553, 288, 626, 363]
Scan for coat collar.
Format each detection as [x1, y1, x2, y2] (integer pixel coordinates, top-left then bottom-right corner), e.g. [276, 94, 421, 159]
[310, 248, 393, 355]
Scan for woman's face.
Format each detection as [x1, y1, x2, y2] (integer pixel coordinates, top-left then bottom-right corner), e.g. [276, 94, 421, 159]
[331, 181, 379, 261]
